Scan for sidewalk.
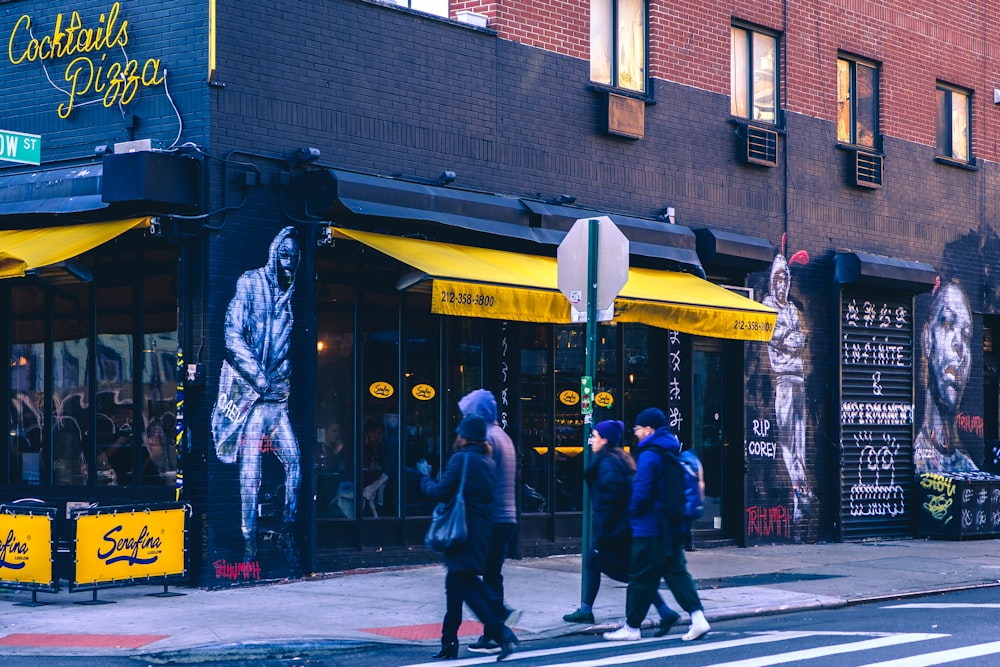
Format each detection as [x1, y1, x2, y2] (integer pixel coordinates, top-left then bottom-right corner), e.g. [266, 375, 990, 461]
[1, 538, 998, 659]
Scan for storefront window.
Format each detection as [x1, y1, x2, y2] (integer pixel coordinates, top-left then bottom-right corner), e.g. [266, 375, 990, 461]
[3, 239, 177, 490]
[52, 283, 93, 487]
[623, 324, 653, 435]
[520, 325, 551, 514]
[403, 292, 439, 517]
[9, 285, 46, 486]
[316, 282, 356, 520]
[360, 291, 400, 519]
[96, 284, 135, 487]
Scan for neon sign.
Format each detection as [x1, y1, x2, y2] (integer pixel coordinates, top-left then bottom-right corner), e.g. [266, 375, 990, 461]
[7, 2, 164, 119]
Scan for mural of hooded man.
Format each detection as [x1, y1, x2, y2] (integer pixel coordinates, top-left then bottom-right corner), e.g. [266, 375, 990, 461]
[211, 226, 301, 563]
[762, 247, 812, 524]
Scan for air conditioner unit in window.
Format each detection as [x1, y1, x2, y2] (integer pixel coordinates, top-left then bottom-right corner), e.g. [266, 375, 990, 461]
[739, 125, 778, 167]
[853, 151, 883, 188]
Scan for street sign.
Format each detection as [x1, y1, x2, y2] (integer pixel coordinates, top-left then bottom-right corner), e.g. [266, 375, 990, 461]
[580, 376, 593, 415]
[557, 216, 629, 321]
[0, 129, 41, 165]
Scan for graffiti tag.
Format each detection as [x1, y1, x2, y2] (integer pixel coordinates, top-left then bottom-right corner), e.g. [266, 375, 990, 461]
[214, 559, 261, 581]
[746, 504, 791, 538]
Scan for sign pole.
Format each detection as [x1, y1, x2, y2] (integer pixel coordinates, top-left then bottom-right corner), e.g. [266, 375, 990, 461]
[580, 218, 599, 605]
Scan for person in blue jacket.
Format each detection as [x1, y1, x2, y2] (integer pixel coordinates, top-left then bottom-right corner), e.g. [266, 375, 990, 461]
[563, 419, 677, 634]
[458, 389, 521, 654]
[604, 408, 710, 642]
[418, 414, 519, 661]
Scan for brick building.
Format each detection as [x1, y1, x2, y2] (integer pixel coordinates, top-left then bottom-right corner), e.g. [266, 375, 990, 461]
[2, 0, 999, 588]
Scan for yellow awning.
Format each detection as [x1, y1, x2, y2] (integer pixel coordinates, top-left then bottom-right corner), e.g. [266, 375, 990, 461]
[332, 227, 776, 341]
[0, 217, 151, 279]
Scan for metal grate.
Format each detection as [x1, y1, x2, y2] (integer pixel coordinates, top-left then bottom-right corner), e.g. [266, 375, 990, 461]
[745, 126, 778, 166]
[854, 151, 883, 188]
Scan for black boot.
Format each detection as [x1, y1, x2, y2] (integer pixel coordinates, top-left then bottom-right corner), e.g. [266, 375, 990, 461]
[432, 640, 459, 659]
[497, 627, 519, 661]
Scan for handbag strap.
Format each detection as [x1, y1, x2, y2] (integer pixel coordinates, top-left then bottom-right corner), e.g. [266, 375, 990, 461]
[457, 451, 469, 497]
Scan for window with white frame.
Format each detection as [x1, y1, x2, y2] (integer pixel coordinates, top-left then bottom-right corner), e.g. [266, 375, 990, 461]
[936, 83, 972, 163]
[730, 25, 778, 124]
[390, 0, 448, 19]
[837, 55, 879, 149]
[590, 0, 647, 94]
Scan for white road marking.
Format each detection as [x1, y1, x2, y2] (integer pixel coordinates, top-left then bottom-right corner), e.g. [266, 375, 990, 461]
[883, 602, 1000, 609]
[400, 631, 946, 667]
[698, 634, 946, 667]
[858, 639, 1000, 666]
[400, 631, 813, 667]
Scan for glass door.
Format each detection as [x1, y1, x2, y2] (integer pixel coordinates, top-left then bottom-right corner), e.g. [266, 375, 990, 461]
[692, 345, 725, 534]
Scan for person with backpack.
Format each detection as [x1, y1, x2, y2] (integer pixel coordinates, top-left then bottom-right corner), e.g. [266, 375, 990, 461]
[563, 420, 677, 634]
[604, 407, 710, 642]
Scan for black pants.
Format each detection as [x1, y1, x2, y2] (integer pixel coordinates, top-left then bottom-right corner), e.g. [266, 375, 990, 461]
[483, 522, 516, 616]
[442, 570, 506, 643]
[583, 541, 669, 611]
[625, 534, 702, 628]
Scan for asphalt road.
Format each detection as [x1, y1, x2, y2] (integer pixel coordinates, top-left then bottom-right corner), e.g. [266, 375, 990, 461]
[9, 587, 1000, 666]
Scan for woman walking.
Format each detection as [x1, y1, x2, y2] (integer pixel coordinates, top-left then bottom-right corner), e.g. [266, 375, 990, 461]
[563, 420, 681, 636]
[418, 414, 519, 661]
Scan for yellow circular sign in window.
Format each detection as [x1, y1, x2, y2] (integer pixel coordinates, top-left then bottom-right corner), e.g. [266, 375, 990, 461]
[595, 391, 614, 408]
[559, 390, 580, 406]
[412, 383, 436, 401]
[369, 382, 394, 399]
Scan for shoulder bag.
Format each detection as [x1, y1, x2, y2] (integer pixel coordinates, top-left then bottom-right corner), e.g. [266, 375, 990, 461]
[424, 453, 469, 552]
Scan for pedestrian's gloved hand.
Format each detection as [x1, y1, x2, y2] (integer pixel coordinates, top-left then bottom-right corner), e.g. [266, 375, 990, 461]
[416, 459, 432, 477]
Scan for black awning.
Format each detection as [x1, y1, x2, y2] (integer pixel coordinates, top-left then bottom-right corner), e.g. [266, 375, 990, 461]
[834, 250, 937, 293]
[521, 200, 705, 276]
[0, 164, 106, 216]
[304, 169, 561, 246]
[694, 228, 774, 272]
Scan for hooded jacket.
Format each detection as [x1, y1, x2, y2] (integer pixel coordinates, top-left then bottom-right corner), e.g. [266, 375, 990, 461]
[629, 426, 682, 538]
[458, 389, 517, 524]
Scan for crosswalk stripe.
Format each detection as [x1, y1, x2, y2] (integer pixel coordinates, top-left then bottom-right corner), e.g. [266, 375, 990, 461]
[399, 631, 946, 667]
[857, 639, 1000, 667]
[699, 634, 946, 667]
[883, 603, 1000, 609]
[400, 631, 817, 667]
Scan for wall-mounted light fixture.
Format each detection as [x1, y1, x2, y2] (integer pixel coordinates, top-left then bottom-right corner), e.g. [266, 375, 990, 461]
[658, 206, 676, 224]
[547, 194, 577, 205]
[288, 146, 321, 165]
[317, 225, 334, 247]
[436, 170, 457, 186]
[94, 144, 112, 156]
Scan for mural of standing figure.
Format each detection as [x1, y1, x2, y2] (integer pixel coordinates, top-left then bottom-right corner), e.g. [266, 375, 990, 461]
[913, 279, 978, 473]
[211, 227, 301, 563]
[762, 248, 812, 523]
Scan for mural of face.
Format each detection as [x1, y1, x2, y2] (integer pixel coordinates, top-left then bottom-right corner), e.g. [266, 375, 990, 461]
[769, 256, 790, 306]
[276, 236, 300, 290]
[924, 282, 972, 412]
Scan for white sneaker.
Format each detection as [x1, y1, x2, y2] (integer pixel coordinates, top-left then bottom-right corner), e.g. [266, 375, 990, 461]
[682, 612, 710, 641]
[603, 624, 641, 641]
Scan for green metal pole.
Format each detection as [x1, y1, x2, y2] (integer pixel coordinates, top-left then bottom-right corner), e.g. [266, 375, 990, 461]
[580, 218, 599, 604]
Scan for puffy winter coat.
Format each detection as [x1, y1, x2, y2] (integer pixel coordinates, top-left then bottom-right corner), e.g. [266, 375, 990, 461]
[421, 442, 495, 573]
[629, 426, 681, 538]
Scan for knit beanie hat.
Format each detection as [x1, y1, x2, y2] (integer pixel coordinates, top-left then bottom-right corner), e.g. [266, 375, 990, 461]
[456, 414, 488, 442]
[634, 407, 668, 430]
[594, 420, 625, 448]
